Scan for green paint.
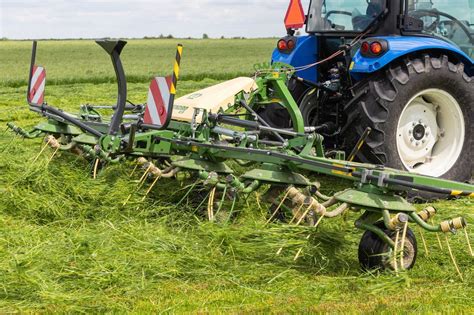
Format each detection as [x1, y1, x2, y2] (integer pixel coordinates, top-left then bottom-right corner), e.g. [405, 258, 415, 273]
[335, 188, 416, 212]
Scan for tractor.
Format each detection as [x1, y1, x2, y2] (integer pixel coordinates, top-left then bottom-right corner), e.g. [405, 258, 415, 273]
[268, 0, 473, 187]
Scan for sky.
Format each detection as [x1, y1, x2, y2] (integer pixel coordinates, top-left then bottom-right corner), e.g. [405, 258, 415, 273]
[0, 0, 311, 39]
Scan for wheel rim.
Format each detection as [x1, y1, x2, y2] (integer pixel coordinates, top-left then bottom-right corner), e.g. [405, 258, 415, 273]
[396, 88, 465, 177]
[383, 238, 416, 270]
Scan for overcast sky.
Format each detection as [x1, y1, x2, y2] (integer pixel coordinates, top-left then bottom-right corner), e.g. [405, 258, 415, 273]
[0, 0, 311, 39]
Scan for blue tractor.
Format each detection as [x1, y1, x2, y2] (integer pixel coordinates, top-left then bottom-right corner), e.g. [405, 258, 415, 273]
[267, 0, 473, 189]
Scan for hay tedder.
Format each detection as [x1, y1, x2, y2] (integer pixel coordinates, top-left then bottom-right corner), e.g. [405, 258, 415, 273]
[7, 38, 474, 273]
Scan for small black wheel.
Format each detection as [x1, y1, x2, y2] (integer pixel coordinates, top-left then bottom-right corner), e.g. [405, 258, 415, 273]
[358, 223, 418, 271]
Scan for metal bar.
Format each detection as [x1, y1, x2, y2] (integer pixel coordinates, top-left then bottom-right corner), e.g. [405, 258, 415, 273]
[107, 49, 127, 135]
[356, 221, 395, 248]
[6, 123, 42, 139]
[348, 127, 371, 162]
[241, 180, 260, 194]
[409, 212, 442, 232]
[352, 171, 474, 197]
[88, 104, 137, 110]
[210, 114, 304, 137]
[156, 136, 354, 174]
[41, 105, 103, 138]
[27, 41, 37, 104]
[271, 78, 305, 133]
[239, 99, 285, 143]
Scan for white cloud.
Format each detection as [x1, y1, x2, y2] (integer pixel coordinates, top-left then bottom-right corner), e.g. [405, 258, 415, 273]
[0, 0, 311, 39]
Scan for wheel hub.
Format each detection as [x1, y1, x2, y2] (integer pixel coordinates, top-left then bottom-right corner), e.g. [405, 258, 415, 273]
[396, 89, 465, 177]
[412, 124, 425, 141]
[384, 237, 416, 270]
[398, 105, 438, 164]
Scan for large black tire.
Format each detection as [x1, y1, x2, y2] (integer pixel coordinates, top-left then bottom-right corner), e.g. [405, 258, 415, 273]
[345, 54, 473, 185]
[358, 222, 418, 271]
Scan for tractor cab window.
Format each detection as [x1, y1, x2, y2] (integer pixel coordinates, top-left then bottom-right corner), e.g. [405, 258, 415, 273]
[307, 0, 386, 32]
[406, 0, 474, 58]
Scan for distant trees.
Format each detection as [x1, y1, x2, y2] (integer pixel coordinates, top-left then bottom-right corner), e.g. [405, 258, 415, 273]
[140, 34, 249, 40]
[143, 34, 174, 39]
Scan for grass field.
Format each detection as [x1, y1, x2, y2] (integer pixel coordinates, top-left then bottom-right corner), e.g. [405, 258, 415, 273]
[0, 39, 473, 313]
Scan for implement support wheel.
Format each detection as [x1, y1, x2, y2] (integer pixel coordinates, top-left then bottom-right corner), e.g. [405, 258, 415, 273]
[358, 222, 418, 271]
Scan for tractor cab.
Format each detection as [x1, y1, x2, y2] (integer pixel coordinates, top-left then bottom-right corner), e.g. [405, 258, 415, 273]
[406, 0, 474, 57]
[270, 0, 473, 187]
[305, 0, 474, 56]
[275, 0, 474, 80]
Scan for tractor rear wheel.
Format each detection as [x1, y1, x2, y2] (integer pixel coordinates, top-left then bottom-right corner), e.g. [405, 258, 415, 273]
[346, 55, 473, 188]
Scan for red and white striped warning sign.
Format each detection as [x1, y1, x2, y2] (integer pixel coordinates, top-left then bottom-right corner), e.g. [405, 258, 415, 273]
[29, 65, 46, 105]
[143, 76, 172, 127]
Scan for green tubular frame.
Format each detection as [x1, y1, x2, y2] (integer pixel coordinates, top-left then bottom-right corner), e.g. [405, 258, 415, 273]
[409, 212, 442, 232]
[8, 55, 473, 251]
[355, 211, 395, 248]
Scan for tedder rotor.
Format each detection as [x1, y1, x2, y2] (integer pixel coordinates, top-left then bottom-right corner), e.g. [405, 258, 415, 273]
[7, 39, 474, 273]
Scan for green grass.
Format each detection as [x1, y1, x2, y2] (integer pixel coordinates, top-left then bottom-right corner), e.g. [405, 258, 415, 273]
[0, 39, 473, 313]
[0, 39, 276, 88]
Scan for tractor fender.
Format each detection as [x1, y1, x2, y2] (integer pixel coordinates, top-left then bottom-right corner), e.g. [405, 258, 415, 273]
[271, 35, 318, 82]
[350, 36, 474, 77]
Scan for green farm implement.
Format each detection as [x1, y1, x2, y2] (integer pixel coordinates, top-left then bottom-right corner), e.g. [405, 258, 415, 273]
[7, 40, 474, 272]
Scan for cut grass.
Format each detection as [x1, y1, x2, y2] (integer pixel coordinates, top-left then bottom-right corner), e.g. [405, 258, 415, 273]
[0, 39, 473, 313]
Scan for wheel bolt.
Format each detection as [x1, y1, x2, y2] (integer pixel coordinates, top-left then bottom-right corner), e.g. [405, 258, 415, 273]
[409, 130, 412, 135]
[422, 140, 426, 144]
[416, 141, 420, 146]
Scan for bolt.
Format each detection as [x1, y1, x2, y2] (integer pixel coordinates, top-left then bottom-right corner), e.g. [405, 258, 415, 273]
[419, 119, 423, 124]
[410, 138, 414, 142]
[409, 130, 412, 135]
[416, 141, 420, 146]
[425, 131, 430, 136]
[422, 140, 426, 144]
[423, 124, 428, 128]
[412, 122, 416, 127]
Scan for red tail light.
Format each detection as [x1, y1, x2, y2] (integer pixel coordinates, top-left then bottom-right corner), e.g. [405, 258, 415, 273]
[278, 39, 288, 51]
[277, 36, 297, 53]
[370, 42, 383, 55]
[361, 42, 370, 55]
[287, 39, 295, 50]
[360, 39, 389, 58]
